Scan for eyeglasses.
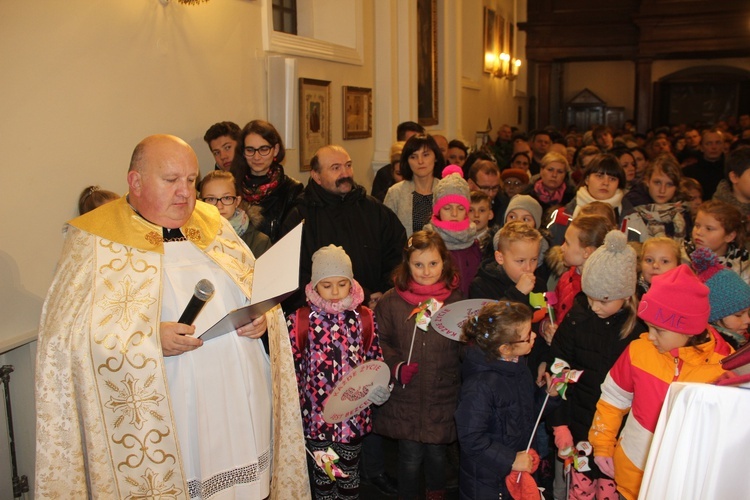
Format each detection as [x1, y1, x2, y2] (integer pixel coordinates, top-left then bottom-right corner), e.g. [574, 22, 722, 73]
[243, 145, 273, 157]
[202, 196, 239, 206]
[477, 184, 501, 193]
[504, 179, 523, 187]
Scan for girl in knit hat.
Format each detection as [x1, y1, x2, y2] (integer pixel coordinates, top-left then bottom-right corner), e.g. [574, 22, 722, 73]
[287, 244, 390, 499]
[692, 247, 750, 349]
[589, 264, 733, 500]
[546, 229, 644, 499]
[424, 165, 482, 297]
[373, 230, 462, 499]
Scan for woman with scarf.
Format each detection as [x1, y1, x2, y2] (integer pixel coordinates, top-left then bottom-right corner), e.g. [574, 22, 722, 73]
[549, 154, 634, 246]
[523, 151, 575, 216]
[231, 119, 303, 242]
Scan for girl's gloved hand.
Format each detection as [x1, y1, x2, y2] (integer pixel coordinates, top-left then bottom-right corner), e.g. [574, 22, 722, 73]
[368, 385, 391, 405]
[397, 362, 419, 385]
[553, 425, 574, 456]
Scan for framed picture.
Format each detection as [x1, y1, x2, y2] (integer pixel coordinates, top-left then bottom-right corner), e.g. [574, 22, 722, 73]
[299, 78, 331, 171]
[343, 86, 372, 140]
[483, 7, 497, 73]
[417, 0, 438, 126]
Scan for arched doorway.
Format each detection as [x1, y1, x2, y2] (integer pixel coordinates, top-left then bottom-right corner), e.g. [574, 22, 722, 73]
[652, 65, 750, 127]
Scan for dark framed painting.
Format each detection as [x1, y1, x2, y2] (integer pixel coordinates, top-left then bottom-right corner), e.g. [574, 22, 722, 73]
[417, 0, 438, 126]
[299, 78, 331, 171]
[343, 86, 373, 140]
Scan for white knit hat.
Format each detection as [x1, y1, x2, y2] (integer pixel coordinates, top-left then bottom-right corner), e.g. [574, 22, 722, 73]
[311, 245, 354, 287]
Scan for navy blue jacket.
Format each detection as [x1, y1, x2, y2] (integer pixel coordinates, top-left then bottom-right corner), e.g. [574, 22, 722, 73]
[455, 344, 535, 500]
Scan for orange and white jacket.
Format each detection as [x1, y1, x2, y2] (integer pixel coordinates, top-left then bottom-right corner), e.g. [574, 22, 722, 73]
[588, 330, 732, 500]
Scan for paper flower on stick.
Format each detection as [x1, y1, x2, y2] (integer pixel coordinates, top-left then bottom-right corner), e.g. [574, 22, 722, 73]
[560, 441, 593, 474]
[408, 298, 443, 331]
[313, 448, 349, 482]
[549, 358, 583, 400]
[529, 292, 546, 309]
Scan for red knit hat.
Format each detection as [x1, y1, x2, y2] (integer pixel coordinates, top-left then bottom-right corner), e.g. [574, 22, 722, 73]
[637, 264, 710, 335]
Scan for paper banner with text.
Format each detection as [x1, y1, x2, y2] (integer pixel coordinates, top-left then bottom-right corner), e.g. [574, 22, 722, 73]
[431, 299, 495, 341]
[322, 360, 390, 424]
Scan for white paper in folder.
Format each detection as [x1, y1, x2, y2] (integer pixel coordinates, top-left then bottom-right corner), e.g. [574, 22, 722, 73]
[200, 222, 303, 340]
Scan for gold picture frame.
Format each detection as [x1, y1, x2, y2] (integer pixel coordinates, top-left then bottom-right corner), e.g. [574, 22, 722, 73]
[299, 78, 331, 171]
[343, 86, 373, 140]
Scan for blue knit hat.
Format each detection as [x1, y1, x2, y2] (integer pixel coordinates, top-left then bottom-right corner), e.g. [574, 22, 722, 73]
[691, 247, 750, 322]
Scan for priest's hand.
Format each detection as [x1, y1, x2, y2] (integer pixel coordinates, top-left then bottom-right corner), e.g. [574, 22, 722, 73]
[237, 314, 267, 339]
[160, 322, 203, 356]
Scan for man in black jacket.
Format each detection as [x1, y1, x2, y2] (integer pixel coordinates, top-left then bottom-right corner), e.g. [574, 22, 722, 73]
[281, 145, 406, 312]
[281, 145, 406, 496]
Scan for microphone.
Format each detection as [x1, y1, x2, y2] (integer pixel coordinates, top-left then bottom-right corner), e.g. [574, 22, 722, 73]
[178, 279, 215, 325]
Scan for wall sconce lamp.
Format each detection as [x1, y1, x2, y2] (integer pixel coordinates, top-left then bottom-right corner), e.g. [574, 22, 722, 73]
[493, 53, 522, 80]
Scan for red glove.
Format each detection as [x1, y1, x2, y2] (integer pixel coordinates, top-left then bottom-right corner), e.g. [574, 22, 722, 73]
[552, 425, 574, 456]
[594, 456, 615, 478]
[397, 363, 419, 385]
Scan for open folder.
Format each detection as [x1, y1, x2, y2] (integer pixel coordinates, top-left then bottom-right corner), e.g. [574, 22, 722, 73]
[200, 222, 303, 340]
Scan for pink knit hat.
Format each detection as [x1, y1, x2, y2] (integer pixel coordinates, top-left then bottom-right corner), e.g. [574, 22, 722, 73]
[637, 264, 710, 335]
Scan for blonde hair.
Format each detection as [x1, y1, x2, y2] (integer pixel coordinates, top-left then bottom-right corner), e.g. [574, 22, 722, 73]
[540, 151, 570, 172]
[640, 236, 681, 264]
[494, 221, 542, 252]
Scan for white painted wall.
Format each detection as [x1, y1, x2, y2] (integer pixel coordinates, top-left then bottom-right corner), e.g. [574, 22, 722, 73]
[0, 0, 522, 494]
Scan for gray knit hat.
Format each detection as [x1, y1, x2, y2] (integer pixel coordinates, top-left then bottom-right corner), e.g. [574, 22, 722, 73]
[581, 229, 636, 300]
[504, 194, 543, 228]
[311, 245, 353, 287]
[432, 165, 471, 215]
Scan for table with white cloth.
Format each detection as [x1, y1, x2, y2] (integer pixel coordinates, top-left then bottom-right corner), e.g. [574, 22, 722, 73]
[639, 381, 750, 500]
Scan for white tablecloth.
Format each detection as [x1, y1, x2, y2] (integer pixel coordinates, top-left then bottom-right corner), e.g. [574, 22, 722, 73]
[639, 382, 750, 500]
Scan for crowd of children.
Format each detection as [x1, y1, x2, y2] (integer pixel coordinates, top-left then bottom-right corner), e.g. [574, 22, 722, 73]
[75, 135, 750, 500]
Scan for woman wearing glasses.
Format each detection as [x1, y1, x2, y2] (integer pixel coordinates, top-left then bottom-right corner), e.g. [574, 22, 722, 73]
[231, 120, 304, 242]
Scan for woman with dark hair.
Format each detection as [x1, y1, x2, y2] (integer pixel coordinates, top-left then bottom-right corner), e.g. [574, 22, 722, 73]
[231, 119, 303, 242]
[612, 147, 638, 192]
[447, 139, 468, 167]
[384, 134, 445, 236]
[549, 154, 634, 246]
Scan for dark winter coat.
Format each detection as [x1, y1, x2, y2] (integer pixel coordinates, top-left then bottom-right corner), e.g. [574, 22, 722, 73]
[469, 259, 546, 303]
[373, 288, 463, 444]
[546, 293, 645, 477]
[281, 180, 406, 310]
[242, 163, 303, 243]
[455, 344, 535, 500]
